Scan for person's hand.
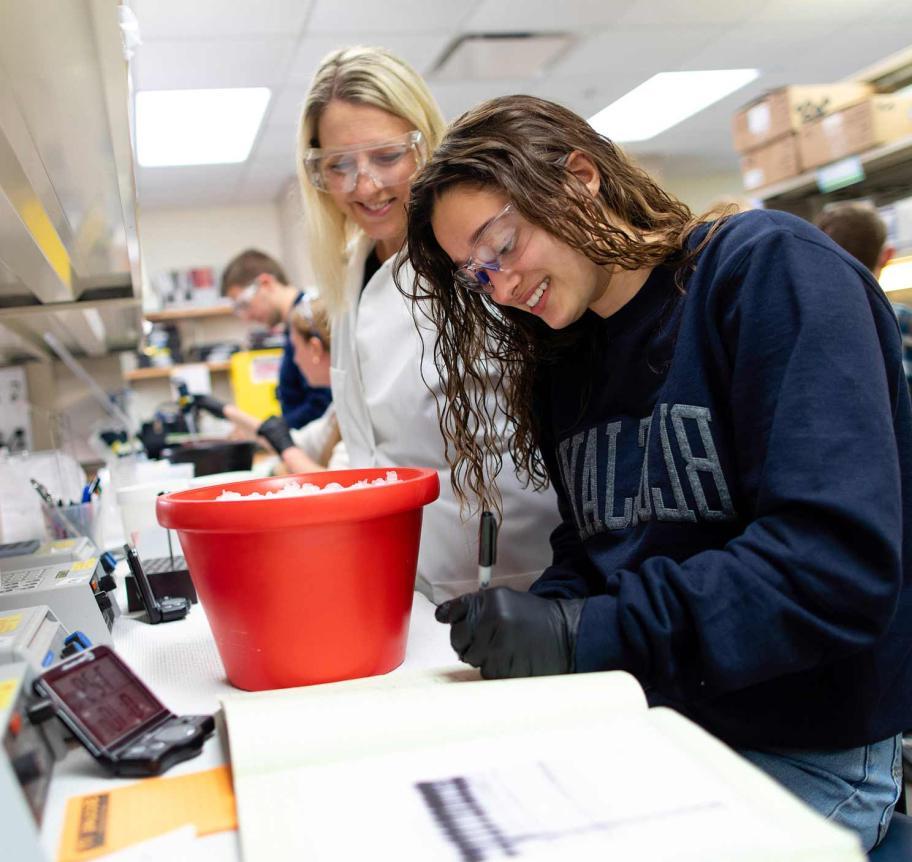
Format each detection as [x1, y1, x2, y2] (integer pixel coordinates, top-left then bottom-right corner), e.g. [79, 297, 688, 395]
[256, 415, 295, 455]
[435, 587, 584, 679]
[189, 394, 226, 418]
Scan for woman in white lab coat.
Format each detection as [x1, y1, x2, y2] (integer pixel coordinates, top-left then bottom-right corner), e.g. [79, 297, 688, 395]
[297, 46, 558, 603]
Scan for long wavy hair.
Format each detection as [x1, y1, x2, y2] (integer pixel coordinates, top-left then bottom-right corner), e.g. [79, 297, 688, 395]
[399, 94, 729, 513]
[296, 46, 447, 316]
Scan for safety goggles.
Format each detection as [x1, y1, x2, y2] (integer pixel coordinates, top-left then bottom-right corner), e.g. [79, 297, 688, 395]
[303, 131, 425, 194]
[454, 204, 532, 295]
[231, 281, 259, 315]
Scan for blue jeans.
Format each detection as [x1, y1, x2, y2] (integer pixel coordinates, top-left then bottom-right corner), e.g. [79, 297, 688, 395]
[739, 734, 903, 852]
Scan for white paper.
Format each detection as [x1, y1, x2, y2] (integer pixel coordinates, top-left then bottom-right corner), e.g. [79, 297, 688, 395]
[222, 671, 863, 862]
[93, 826, 197, 862]
[747, 102, 771, 136]
[239, 713, 863, 862]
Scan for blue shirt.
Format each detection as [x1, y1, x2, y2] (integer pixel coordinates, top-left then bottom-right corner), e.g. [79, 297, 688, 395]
[276, 291, 332, 429]
[530, 209, 912, 749]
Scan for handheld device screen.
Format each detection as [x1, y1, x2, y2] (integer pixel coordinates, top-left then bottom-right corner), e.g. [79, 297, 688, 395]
[40, 649, 164, 749]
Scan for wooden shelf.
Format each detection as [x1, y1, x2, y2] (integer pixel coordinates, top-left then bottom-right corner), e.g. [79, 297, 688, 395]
[123, 360, 232, 381]
[145, 305, 234, 322]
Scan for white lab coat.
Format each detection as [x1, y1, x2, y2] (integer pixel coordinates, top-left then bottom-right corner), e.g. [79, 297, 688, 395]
[330, 236, 560, 603]
[290, 405, 348, 469]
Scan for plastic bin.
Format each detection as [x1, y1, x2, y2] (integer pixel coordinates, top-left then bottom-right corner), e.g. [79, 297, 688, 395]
[156, 467, 440, 691]
[116, 477, 192, 545]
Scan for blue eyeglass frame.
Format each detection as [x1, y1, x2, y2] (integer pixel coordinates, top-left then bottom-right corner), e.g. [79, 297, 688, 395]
[453, 203, 516, 295]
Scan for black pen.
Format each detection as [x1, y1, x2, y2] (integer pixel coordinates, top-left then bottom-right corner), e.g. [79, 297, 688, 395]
[478, 511, 498, 589]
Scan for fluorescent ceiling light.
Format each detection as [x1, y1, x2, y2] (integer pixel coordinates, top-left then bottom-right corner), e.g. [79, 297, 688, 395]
[589, 69, 759, 142]
[136, 88, 271, 167]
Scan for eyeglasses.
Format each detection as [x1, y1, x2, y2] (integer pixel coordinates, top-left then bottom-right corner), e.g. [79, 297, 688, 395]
[303, 131, 426, 194]
[232, 281, 258, 315]
[454, 204, 532, 295]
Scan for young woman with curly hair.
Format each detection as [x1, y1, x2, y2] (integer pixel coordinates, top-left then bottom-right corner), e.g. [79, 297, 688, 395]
[400, 94, 912, 851]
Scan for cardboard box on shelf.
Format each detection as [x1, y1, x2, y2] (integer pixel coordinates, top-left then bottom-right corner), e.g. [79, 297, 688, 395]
[732, 83, 873, 153]
[739, 133, 803, 191]
[798, 94, 912, 170]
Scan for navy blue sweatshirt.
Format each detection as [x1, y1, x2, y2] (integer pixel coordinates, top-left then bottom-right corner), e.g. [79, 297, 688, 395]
[277, 291, 332, 429]
[530, 209, 912, 750]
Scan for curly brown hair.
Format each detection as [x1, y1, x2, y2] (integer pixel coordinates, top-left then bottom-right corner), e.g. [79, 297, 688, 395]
[397, 94, 728, 514]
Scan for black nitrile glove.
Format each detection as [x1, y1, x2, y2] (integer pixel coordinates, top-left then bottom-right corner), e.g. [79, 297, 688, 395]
[190, 394, 227, 418]
[257, 415, 295, 454]
[435, 587, 585, 679]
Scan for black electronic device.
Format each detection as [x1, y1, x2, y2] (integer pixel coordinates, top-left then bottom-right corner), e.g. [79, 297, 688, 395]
[32, 645, 214, 777]
[124, 555, 197, 612]
[123, 544, 190, 624]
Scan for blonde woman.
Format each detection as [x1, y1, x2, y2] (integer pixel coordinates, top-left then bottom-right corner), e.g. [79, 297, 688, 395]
[297, 46, 558, 603]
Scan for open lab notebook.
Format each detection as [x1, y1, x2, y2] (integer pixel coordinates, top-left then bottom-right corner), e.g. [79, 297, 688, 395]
[220, 667, 865, 862]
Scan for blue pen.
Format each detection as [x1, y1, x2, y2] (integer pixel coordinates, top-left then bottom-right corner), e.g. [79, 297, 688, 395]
[478, 511, 498, 589]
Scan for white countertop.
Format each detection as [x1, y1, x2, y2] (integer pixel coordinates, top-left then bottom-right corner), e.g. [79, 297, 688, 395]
[39, 586, 455, 861]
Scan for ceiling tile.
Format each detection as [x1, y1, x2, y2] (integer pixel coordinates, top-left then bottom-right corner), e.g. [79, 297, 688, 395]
[237, 163, 298, 203]
[745, 0, 888, 24]
[263, 86, 311, 129]
[307, 0, 478, 34]
[133, 39, 297, 90]
[530, 72, 646, 119]
[131, 0, 314, 39]
[462, 0, 640, 33]
[682, 21, 846, 73]
[286, 33, 453, 84]
[428, 79, 533, 122]
[551, 26, 722, 80]
[252, 123, 300, 160]
[613, 0, 758, 26]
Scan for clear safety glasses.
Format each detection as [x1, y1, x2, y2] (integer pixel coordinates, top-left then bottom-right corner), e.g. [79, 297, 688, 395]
[231, 281, 258, 316]
[303, 130, 426, 194]
[454, 204, 532, 295]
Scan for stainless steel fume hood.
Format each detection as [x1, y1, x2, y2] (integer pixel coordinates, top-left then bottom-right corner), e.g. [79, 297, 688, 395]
[0, 0, 142, 362]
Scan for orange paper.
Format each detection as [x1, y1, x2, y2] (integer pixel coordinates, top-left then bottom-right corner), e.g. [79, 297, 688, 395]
[57, 765, 237, 862]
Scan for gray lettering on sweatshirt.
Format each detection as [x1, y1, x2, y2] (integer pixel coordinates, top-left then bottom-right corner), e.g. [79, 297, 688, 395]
[670, 404, 736, 522]
[558, 402, 735, 537]
[652, 403, 698, 523]
[603, 421, 632, 530]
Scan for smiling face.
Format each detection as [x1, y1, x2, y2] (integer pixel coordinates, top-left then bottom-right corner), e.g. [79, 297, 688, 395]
[316, 100, 416, 260]
[431, 185, 615, 330]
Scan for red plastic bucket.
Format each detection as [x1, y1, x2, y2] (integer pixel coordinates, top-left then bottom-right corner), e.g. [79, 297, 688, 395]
[155, 467, 439, 691]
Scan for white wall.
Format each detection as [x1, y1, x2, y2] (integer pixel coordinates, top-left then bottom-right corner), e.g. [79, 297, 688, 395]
[276, 179, 317, 290]
[662, 169, 753, 215]
[138, 202, 285, 302]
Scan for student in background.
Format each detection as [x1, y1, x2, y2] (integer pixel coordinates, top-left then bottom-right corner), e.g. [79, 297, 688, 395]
[402, 94, 911, 851]
[193, 296, 345, 473]
[296, 46, 559, 602]
[221, 248, 331, 428]
[814, 202, 894, 278]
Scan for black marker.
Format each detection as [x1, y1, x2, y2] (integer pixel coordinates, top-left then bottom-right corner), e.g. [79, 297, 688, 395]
[478, 511, 498, 589]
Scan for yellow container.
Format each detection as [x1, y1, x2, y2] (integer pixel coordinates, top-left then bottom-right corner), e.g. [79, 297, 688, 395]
[229, 349, 282, 420]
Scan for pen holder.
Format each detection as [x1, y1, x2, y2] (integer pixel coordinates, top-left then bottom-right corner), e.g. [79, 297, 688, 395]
[41, 499, 103, 549]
